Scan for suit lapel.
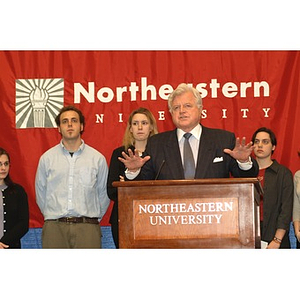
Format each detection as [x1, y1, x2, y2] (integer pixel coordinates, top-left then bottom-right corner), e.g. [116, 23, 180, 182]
[195, 126, 214, 178]
[165, 129, 185, 179]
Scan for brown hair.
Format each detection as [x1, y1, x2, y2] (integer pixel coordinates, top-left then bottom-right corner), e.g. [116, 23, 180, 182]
[55, 105, 85, 133]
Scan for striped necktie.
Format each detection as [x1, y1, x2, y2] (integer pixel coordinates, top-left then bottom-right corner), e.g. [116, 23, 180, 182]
[183, 133, 195, 179]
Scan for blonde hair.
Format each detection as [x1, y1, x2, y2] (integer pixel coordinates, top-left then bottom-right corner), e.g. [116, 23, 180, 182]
[168, 83, 203, 112]
[122, 107, 158, 151]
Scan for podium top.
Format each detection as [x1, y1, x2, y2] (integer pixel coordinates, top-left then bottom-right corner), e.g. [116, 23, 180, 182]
[113, 177, 263, 194]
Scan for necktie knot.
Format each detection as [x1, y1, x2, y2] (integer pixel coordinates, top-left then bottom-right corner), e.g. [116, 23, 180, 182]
[184, 132, 192, 140]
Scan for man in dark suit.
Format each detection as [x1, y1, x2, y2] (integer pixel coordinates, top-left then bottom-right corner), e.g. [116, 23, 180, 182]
[119, 83, 258, 180]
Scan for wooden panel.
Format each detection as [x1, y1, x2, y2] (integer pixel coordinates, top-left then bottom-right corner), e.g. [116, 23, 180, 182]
[115, 179, 261, 249]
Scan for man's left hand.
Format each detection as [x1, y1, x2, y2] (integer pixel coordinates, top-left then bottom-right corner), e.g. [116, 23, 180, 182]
[223, 137, 254, 162]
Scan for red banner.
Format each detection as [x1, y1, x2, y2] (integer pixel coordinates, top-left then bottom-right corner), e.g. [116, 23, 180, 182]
[1, 51, 300, 227]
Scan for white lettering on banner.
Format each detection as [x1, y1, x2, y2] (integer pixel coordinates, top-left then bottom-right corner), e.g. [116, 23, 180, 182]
[74, 77, 270, 103]
[95, 114, 104, 123]
[241, 109, 249, 118]
[97, 87, 114, 103]
[118, 113, 123, 122]
[222, 109, 227, 118]
[157, 111, 165, 120]
[262, 107, 271, 117]
[75, 82, 95, 103]
[95, 108, 271, 123]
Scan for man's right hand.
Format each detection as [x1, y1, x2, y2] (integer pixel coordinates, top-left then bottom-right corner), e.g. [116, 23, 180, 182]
[118, 148, 150, 172]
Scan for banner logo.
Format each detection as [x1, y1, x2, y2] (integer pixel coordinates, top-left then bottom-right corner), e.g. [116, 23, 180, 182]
[15, 78, 64, 128]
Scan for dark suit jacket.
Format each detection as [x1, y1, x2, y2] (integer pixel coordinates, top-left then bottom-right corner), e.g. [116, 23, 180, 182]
[140, 126, 258, 180]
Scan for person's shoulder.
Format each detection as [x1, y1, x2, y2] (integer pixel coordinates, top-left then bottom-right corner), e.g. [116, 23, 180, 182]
[149, 130, 175, 141]
[107, 145, 127, 159]
[113, 145, 126, 154]
[294, 170, 300, 178]
[14, 183, 26, 192]
[42, 144, 61, 156]
[84, 143, 104, 156]
[272, 160, 293, 176]
[7, 183, 27, 195]
[202, 126, 234, 138]
[83, 144, 109, 164]
[40, 144, 61, 158]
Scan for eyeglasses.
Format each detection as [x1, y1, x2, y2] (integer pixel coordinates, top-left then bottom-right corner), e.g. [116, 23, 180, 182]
[254, 139, 271, 145]
[172, 103, 195, 112]
[0, 161, 10, 167]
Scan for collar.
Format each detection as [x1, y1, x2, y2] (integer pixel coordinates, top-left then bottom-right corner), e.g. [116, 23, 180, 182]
[0, 184, 7, 191]
[266, 159, 280, 173]
[177, 124, 202, 141]
[60, 139, 85, 153]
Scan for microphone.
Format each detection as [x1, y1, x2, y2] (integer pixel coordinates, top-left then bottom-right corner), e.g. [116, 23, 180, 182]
[155, 160, 165, 180]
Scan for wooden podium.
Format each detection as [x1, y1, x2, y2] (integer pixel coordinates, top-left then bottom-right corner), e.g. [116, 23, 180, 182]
[113, 178, 262, 249]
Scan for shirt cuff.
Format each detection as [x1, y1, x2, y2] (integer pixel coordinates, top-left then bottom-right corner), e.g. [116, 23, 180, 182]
[125, 168, 141, 179]
[237, 157, 253, 170]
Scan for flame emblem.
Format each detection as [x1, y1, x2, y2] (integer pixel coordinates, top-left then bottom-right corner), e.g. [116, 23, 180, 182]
[15, 78, 64, 128]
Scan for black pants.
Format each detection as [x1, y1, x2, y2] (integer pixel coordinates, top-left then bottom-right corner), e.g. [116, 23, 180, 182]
[110, 220, 119, 249]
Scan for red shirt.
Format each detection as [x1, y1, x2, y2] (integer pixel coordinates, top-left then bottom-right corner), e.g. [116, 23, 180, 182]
[258, 168, 266, 221]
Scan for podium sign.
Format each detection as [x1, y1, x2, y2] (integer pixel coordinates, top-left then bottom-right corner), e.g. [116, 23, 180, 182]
[133, 197, 239, 240]
[113, 178, 262, 249]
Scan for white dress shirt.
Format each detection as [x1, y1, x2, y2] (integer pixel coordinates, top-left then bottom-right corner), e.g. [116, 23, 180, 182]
[177, 124, 202, 166]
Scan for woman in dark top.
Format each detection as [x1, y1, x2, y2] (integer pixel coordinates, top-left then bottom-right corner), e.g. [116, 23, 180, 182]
[107, 108, 158, 248]
[0, 148, 29, 249]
